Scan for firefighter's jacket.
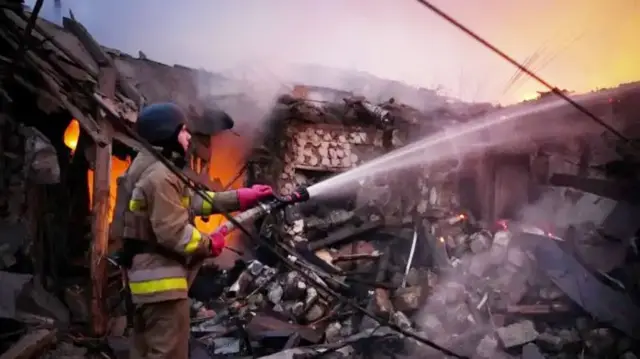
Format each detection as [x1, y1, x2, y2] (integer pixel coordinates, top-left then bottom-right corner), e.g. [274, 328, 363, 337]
[117, 152, 240, 304]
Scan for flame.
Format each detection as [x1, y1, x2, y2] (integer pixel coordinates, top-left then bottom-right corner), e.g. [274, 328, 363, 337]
[64, 119, 80, 152]
[87, 156, 131, 222]
[195, 132, 246, 238]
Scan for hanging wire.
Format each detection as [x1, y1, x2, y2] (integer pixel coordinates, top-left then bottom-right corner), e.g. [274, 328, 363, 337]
[414, 0, 629, 142]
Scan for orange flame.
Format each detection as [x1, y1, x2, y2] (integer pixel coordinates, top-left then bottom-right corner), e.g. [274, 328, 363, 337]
[195, 132, 246, 236]
[63, 119, 80, 152]
[87, 156, 131, 222]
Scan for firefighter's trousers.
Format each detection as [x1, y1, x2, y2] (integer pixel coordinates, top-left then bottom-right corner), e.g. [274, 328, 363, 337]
[130, 298, 190, 359]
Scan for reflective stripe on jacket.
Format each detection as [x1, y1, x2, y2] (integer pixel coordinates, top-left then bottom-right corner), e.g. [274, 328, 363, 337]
[119, 151, 240, 304]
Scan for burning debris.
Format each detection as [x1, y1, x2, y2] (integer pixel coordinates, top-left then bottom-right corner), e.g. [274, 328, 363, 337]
[1, 2, 640, 359]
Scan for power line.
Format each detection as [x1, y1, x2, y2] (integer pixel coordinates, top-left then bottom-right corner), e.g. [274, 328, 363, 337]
[414, 0, 629, 142]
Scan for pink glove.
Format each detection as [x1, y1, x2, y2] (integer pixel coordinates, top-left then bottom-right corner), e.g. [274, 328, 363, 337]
[208, 226, 228, 257]
[236, 184, 273, 210]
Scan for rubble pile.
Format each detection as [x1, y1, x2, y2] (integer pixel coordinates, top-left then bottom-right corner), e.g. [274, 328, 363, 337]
[186, 205, 640, 358]
[411, 224, 640, 359]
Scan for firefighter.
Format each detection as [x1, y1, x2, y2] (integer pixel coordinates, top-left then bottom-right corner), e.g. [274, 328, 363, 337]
[112, 103, 272, 359]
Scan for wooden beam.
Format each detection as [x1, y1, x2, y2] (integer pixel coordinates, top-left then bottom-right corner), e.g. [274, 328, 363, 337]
[89, 66, 115, 337]
[62, 16, 143, 106]
[0, 329, 57, 359]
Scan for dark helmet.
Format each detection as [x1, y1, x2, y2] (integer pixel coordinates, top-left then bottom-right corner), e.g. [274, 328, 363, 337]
[136, 103, 187, 145]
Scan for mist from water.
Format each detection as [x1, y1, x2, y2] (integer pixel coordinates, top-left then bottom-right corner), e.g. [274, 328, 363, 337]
[307, 90, 613, 200]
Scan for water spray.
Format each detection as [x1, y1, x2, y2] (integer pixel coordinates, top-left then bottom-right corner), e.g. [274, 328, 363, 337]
[307, 90, 610, 199]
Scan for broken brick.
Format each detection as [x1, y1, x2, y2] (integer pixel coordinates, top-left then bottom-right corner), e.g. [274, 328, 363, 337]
[496, 320, 539, 349]
[393, 286, 423, 312]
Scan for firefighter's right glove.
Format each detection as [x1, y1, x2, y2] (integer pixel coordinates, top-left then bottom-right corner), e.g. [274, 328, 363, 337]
[208, 227, 228, 257]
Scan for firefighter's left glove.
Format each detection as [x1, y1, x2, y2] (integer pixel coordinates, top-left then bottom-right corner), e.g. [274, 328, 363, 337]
[208, 227, 228, 257]
[237, 184, 274, 210]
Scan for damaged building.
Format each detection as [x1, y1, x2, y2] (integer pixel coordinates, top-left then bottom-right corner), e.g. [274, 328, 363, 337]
[1, 2, 640, 359]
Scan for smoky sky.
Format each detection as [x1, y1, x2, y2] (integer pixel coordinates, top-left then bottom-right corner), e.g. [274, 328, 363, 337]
[26, 0, 640, 104]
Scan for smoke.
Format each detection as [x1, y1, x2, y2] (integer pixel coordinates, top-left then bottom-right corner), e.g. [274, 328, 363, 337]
[516, 187, 617, 233]
[194, 61, 460, 144]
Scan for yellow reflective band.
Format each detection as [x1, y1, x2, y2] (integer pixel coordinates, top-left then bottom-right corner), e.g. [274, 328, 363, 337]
[181, 196, 190, 208]
[184, 228, 202, 254]
[202, 192, 215, 215]
[129, 277, 188, 295]
[128, 199, 146, 212]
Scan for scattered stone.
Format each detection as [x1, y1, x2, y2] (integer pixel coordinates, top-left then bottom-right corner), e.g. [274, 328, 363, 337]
[372, 288, 393, 316]
[469, 231, 492, 254]
[538, 286, 564, 300]
[475, 335, 498, 358]
[340, 318, 353, 337]
[391, 311, 412, 330]
[267, 283, 284, 304]
[506, 247, 528, 268]
[468, 252, 492, 278]
[521, 343, 546, 359]
[496, 320, 539, 349]
[393, 286, 422, 312]
[489, 231, 511, 264]
[325, 322, 342, 343]
[443, 282, 466, 304]
[420, 314, 444, 335]
[304, 303, 325, 322]
[405, 267, 421, 287]
[585, 328, 616, 356]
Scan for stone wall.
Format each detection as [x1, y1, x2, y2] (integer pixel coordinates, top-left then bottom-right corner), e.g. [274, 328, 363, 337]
[278, 124, 385, 195]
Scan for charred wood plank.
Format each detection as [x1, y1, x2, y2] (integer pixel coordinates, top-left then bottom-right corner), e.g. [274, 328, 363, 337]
[62, 17, 142, 105]
[61, 17, 108, 66]
[246, 313, 322, 343]
[302, 221, 383, 252]
[504, 303, 570, 315]
[0, 328, 56, 359]
[6, 10, 98, 77]
[332, 252, 382, 263]
[0, 24, 107, 145]
[522, 232, 640, 339]
[89, 66, 115, 337]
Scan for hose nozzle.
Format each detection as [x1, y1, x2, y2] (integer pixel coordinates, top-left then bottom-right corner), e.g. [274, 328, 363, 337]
[277, 186, 310, 205]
